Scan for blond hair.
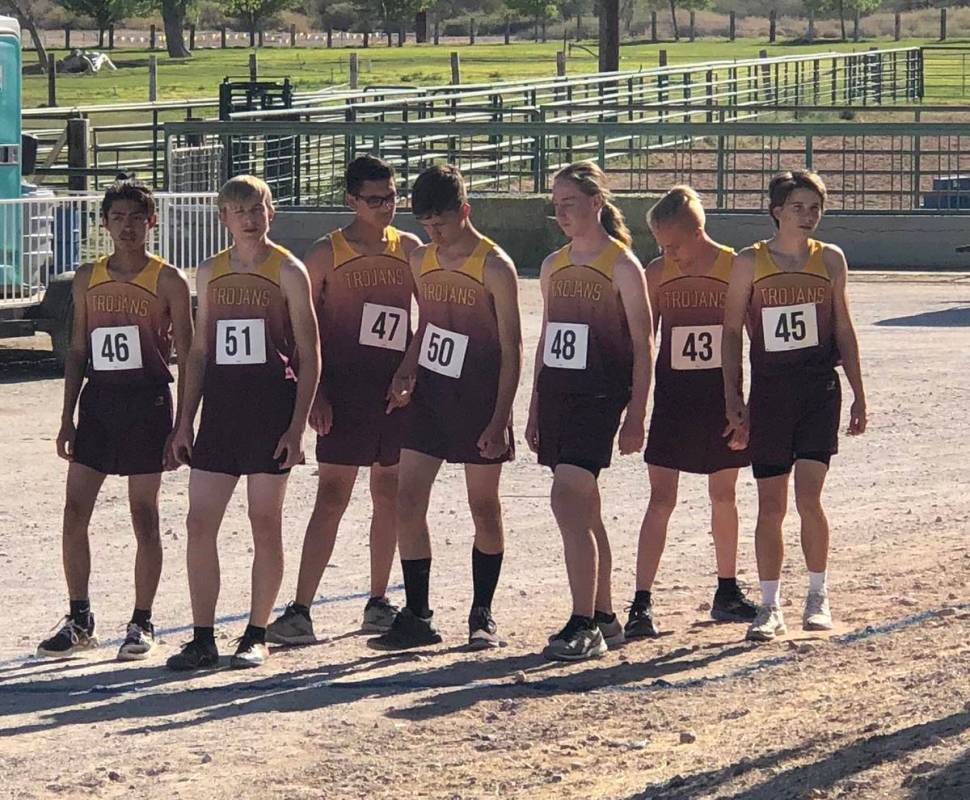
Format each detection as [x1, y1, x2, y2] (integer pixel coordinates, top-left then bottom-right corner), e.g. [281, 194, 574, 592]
[647, 185, 706, 231]
[217, 175, 274, 209]
[553, 161, 632, 247]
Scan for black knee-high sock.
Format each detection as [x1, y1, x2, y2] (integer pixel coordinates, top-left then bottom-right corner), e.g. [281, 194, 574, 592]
[471, 547, 504, 609]
[402, 558, 432, 617]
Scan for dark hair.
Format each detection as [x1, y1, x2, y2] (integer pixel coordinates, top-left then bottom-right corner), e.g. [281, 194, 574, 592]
[553, 161, 632, 247]
[411, 164, 467, 219]
[346, 154, 395, 196]
[101, 179, 155, 218]
[768, 170, 827, 228]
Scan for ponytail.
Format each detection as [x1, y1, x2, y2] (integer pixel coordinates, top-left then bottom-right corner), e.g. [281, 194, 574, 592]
[600, 201, 632, 247]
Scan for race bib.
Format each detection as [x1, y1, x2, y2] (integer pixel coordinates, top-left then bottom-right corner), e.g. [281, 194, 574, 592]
[359, 303, 408, 352]
[670, 325, 722, 370]
[542, 322, 589, 370]
[418, 323, 468, 379]
[91, 325, 143, 371]
[215, 318, 267, 365]
[762, 303, 819, 352]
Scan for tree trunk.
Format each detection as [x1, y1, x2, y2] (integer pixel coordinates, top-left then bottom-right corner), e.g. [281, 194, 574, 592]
[97, 27, 105, 47]
[249, 23, 256, 48]
[9, 0, 49, 70]
[599, 0, 619, 72]
[415, 10, 428, 43]
[668, 0, 679, 41]
[161, 0, 191, 57]
[839, 0, 847, 40]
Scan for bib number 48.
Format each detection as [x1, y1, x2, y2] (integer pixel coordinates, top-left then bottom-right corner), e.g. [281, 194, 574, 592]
[542, 322, 589, 370]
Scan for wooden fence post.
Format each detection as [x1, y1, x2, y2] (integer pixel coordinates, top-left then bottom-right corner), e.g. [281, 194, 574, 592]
[451, 51, 461, 84]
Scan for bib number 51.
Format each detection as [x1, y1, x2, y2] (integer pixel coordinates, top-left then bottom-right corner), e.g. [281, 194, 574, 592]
[216, 318, 267, 365]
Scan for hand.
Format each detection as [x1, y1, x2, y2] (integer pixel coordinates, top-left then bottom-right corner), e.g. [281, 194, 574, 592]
[525, 409, 539, 454]
[56, 420, 76, 461]
[170, 424, 195, 466]
[309, 392, 333, 436]
[477, 419, 510, 460]
[848, 397, 867, 436]
[724, 396, 749, 452]
[385, 371, 415, 414]
[273, 425, 305, 470]
[617, 413, 645, 455]
[162, 432, 180, 471]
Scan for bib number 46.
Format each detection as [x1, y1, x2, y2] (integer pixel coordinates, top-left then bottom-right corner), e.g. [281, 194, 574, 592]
[91, 325, 143, 371]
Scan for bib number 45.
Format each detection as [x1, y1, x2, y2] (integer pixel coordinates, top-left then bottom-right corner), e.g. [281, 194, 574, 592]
[762, 303, 819, 353]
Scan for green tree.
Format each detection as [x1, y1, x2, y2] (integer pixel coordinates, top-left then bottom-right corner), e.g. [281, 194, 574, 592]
[505, 0, 558, 40]
[60, 0, 146, 46]
[155, 0, 191, 57]
[222, 0, 298, 45]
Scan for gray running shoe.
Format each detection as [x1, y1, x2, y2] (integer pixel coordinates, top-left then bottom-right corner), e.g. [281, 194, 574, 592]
[117, 622, 157, 661]
[542, 617, 607, 662]
[362, 596, 399, 633]
[266, 602, 316, 646]
[803, 590, 833, 631]
[467, 606, 500, 650]
[746, 604, 788, 642]
[596, 613, 625, 647]
[230, 635, 269, 669]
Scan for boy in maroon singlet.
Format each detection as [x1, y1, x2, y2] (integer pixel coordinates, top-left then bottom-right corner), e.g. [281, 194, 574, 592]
[38, 180, 193, 662]
[167, 175, 320, 671]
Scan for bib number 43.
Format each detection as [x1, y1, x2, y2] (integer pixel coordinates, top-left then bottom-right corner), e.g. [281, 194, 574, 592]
[670, 325, 722, 370]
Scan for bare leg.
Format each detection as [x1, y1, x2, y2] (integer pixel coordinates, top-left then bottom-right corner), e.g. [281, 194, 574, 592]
[127, 473, 163, 611]
[754, 474, 789, 583]
[794, 460, 830, 573]
[62, 462, 106, 602]
[550, 464, 600, 618]
[396, 449, 443, 561]
[246, 472, 289, 628]
[634, 465, 679, 592]
[185, 470, 238, 626]
[708, 468, 741, 580]
[464, 463, 504, 555]
[590, 490, 613, 615]
[368, 464, 399, 598]
[293, 464, 358, 606]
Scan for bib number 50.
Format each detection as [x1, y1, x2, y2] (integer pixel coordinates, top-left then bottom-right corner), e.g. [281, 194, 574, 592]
[418, 323, 469, 379]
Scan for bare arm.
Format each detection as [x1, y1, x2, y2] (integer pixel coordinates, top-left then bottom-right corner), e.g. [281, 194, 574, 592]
[524, 255, 555, 453]
[171, 260, 213, 464]
[644, 256, 664, 338]
[56, 266, 92, 460]
[722, 250, 755, 447]
[386, 244, 427, 411]
[480, 249, 524, 459]
[158, 266, 193, 429]
[826, 245, 867, 435]
[277, 257, 322, 467]
[614, 253, 654, 455]
[303, 237, 332, 434]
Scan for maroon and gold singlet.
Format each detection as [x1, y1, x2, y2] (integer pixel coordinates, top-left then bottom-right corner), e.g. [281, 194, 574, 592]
[84, 254, 173, 386]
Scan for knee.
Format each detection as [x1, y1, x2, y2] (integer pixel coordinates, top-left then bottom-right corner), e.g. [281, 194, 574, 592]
[129, 502, 160, 541]
[795, 491, 825, 519]
[396, 482, 428, 523]
[248, 506, 282, 535]
[370, 473, 397, 511]
[757, 496, 787, 525]
[315, 479, 353, 519]
[63, 495, 94, 530]
[468, 495, 502, 528]
[550, 481, 588, 526]
[646, 488, 677, 518]
[709, 484, 737, 508]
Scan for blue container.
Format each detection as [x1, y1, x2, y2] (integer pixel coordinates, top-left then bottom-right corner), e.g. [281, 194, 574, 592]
[53, 206, 81, 273]
[0, 16, 22, 286]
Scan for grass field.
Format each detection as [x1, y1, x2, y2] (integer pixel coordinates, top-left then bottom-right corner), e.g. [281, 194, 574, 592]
[22, 37, 970, 108]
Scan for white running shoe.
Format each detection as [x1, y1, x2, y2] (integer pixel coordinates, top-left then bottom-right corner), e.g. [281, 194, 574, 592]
[746, 605, 788, 642]
[803, 590, 833, 631]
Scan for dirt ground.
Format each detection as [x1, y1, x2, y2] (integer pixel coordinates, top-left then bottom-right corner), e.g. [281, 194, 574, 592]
[0, 274, 968, 800]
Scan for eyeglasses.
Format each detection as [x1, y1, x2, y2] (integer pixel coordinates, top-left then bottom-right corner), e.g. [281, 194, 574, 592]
[356, 193, 397, 209]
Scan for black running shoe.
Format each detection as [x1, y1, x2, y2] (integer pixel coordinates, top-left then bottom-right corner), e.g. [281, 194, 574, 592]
[36, 614, 99, 658]
[166, 639, 220, 671]
[467, 606, 500, 650]
[367, 608, 442, 651]
[711, 584, 759, 622]
[542, 616, 607, 662]
[624, 600, 660, 639]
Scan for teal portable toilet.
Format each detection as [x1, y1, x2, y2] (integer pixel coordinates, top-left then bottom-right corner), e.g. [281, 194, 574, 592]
[0, 16, 22, 286]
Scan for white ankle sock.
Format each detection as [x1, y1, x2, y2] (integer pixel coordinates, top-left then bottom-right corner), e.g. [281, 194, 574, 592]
[760, 580, 780, 607]
[808, 571, 827, 594]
